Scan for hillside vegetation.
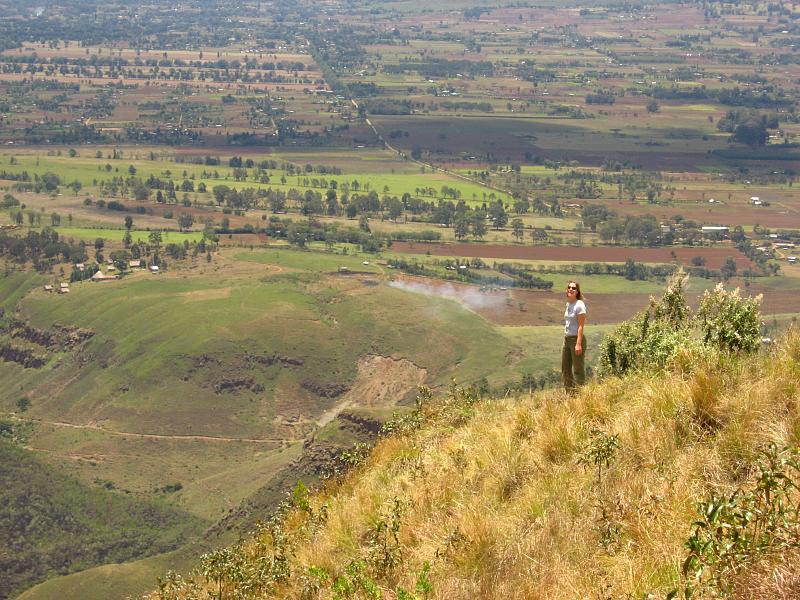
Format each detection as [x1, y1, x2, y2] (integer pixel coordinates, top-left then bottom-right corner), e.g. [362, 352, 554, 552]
[0, 439, 205, 600]
[149, 279, 800, 599]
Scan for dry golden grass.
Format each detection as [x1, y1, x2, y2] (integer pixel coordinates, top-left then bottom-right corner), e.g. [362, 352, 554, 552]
[150, 330, 800, 600]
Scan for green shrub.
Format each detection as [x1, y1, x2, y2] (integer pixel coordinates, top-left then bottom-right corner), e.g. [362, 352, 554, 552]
[598, 272, 762, 377]
[598, 271, 692, 376]
[695, 284, 762, 353]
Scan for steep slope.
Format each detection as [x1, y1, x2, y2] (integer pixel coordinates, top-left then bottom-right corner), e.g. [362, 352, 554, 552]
[148, 329, 800, 599]
[16, 407, 391, 600]
[0, 440, 205, 599]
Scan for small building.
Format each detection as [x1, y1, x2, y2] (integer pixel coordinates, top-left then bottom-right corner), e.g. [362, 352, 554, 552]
[44, 284, 53, 292]
[129, 260, 142, 269]
[702, 226, 729, 234]
[91, 271, 118, 282]
[75, 263, 85, 271]
[107, 264, 116, 271]
[150, 265, 160, 274]
[59, 283, 70, 293]
[788, 256, 797, 265]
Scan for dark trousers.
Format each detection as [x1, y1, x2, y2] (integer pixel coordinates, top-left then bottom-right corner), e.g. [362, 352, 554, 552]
[562, 335, 586, 391]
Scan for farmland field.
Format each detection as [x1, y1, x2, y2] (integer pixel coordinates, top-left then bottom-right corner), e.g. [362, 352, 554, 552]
[390, 240, 755, 270]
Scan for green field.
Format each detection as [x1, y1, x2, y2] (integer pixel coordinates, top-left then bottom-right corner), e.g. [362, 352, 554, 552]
[53, 227, 202, 243]
[0, 150, 510, 208]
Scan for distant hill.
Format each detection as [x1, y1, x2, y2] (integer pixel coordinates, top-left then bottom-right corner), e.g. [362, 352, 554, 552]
[0, 438, 205, 599]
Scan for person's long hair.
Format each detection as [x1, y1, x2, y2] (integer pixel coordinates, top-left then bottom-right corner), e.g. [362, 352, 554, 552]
[568, 280, 583, 301]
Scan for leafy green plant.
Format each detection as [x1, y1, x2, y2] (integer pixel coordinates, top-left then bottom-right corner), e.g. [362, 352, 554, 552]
[594, 499, 624, 554]
[300, 565, 330, 599]
[381, 386, 433, 437]
[414, 560, 433, 598]
[579, 429, 620, 483]
[201, 547, 238, 600]
[338, 442, 373, 469]
[598, 272, 763, 377]
[293, 480, 312, 513]
[598, 272, 692, 377]
[157, 570, 201, 599]
[695, 284, 762, 353]
[332, 560, 381, 600]
[679, 444, 800, 598]
[367, 497, 405, 578]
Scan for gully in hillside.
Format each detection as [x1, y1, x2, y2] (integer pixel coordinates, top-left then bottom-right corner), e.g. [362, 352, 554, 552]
[562, 280, 587, 392]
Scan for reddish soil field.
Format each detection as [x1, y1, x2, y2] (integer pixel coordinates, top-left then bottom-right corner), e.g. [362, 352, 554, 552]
[391, 241, 754, 270]
[218, 233, 270, 246]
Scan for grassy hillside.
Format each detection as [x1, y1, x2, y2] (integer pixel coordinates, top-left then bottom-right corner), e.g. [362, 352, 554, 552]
[0, 248, 568, 524]
[0, 439, 205, 599]
[17, 408, 395, 600]
[146, 319, 800, 598]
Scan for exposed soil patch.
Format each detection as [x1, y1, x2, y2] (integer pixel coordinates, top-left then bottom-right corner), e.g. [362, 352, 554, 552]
[476, 290, 654, 326]
[218, 233, 270, 247]
[392, 241, 754, 270]
[316, 355, 428, 427]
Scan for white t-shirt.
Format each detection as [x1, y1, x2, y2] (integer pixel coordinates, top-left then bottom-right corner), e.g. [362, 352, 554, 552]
[564, 299, 586, 336]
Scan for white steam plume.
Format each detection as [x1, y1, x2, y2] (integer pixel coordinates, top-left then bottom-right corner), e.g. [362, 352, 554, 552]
[389, 279, 507, 311]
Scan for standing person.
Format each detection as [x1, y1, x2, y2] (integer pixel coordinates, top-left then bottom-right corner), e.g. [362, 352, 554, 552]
[562, 281, 587, 391]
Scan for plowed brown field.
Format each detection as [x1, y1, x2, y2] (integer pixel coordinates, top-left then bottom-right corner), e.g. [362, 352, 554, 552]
[391, 242, 753, 270]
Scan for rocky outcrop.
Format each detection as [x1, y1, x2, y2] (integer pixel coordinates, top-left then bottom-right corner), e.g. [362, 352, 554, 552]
[247, 353, 304, 367]
[8, 319, 94, 350]
[337, 410, 383, 436]
[0, 344, 47, 368]
[213, 377, 265, 395]
[300, 378, 349, 398]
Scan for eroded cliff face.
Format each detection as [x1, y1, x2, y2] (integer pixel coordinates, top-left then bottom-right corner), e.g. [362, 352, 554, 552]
[315, 354, 428, 427]
[0, 319, 94, 369]
[8, 319, 94, 350]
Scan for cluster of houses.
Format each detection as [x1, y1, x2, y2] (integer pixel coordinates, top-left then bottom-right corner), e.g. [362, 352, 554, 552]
[43, 282, 71, 294]
[43, 260, 161, 294]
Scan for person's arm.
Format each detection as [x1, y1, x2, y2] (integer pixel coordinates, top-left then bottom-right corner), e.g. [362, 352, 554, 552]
[575, 312, 585, 355]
